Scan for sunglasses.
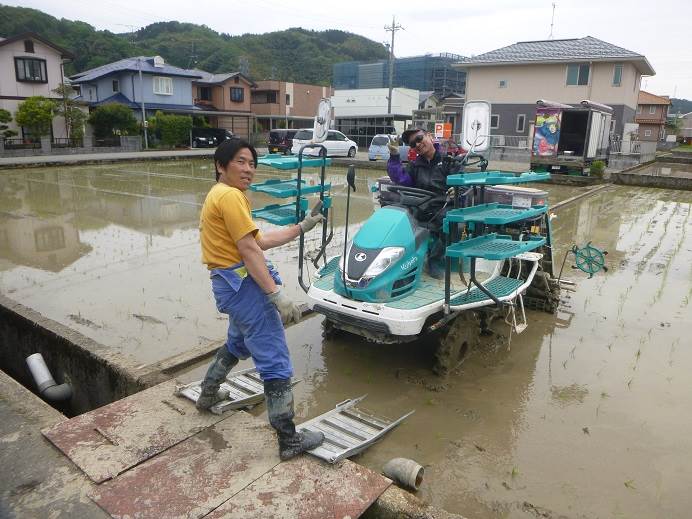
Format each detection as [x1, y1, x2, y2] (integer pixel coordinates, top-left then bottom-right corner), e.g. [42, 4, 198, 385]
[409, 133, 425, 147]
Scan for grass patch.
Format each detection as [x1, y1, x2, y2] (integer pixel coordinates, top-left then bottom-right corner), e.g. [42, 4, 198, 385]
[672, 144, 692, 153]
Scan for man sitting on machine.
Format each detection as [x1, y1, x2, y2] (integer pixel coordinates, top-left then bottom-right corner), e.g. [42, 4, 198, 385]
[385, 126, 455, 278]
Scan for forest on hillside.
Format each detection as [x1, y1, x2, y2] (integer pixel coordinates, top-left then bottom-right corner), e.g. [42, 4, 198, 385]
[0, 5, 389, 85]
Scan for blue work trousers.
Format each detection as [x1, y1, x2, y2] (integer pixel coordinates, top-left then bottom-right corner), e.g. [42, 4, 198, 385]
[210, 264, 293, 381]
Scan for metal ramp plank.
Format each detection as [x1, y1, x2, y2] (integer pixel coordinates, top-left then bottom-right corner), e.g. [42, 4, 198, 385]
[297, 396, 414, 464]
[88, 411, 280, 519]
[175, 368, 268, 415]
[41, 380, 227, 483]
[204, 456, 391, 519]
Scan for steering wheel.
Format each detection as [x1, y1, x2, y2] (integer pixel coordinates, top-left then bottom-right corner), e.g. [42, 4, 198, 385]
[385, 184, 445, 210]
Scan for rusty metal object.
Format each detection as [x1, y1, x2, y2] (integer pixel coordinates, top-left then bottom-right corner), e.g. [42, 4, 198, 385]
[206, 457, 391, 519]
[42, 380, 226, 482]
[88, 412, 280, 519]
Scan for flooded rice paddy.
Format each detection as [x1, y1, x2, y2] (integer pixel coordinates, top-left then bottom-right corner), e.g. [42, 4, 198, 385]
[1, 160, 691, 518]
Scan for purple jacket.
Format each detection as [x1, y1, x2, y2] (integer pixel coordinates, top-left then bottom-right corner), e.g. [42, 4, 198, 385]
[386, 143, 446, 192]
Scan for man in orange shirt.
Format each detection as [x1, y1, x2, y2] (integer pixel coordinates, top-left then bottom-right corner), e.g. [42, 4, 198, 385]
[197, 139, 324, 461]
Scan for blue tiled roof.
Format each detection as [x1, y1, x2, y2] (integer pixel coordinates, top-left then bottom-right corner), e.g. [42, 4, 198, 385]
[459, 36, 654, 74]
[89, 92, 200, 112]
[71, 56, 203, 83]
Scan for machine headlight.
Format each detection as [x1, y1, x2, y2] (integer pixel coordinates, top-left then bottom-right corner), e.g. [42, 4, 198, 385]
[363, 247, 404, 278]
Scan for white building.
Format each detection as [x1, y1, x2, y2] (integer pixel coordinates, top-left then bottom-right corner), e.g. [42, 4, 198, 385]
[331, 87, 419, 148]
[0, 32, 74, 140]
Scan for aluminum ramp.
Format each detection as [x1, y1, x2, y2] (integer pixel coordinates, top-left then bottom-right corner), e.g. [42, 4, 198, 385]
[175, 368, 267, 415]
[297, 396, 414, 464]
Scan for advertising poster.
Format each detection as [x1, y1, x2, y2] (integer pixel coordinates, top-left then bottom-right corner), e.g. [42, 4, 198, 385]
[533, 109, 561, 156]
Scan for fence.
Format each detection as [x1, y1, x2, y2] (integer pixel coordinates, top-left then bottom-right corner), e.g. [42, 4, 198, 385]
[3, 138, 40, 150]
[93, 136, 122, 147]
[52, 137, 84, 149]
[489, 135, 530, 149]
[609, 140, 657, 163]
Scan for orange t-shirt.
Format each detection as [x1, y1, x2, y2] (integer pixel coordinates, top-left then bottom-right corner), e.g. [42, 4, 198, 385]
[199, 183, 261, 269]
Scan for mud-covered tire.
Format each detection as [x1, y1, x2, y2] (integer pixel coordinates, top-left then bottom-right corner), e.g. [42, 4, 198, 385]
[347, 147, 356, 158]
[433, 311, 480, 376]
[321, 319, 342, 340]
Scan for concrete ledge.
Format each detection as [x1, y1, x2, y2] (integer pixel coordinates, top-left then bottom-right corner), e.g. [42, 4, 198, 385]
[0, 294, 160, 414]
[365, 486, 468, 519]
[612, 172, 692, 190]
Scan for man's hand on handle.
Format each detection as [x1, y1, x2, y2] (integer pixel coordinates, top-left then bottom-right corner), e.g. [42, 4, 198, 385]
[298, 200, 324, 233]
[267, 286, 302, 325]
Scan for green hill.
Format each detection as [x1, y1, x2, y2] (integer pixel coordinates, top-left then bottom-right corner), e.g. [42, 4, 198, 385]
[670, 98, 692, 115]
[0, 5, 389, 85]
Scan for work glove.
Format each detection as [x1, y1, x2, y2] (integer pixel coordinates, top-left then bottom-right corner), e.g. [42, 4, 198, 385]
[387, 138, 399, 156]
[298, 200, 324, 233]
[267, 286, 302, 325]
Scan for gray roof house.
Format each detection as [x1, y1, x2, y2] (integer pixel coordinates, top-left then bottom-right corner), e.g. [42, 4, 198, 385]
[454, 36, 655, 137]
[70, 56, 203, 118]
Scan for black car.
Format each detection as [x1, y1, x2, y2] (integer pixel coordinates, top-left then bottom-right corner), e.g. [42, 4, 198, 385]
[268, 129, 298, 155]
[191, 128, 233, 148]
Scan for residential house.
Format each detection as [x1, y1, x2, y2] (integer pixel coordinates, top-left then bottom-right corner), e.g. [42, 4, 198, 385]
[411, 91, 465, 136]
[635, 91, 671, 141]
[70, 56, 202, 121]
[191, 70, 255, 139]
[681, 113, 692, 144]
[0, 32, 74, 140]
[252, 81, 332, 132]
[455, 36, 655, 138]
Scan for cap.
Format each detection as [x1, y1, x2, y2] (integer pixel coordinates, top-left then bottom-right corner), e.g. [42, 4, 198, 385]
[401, 125, 426, 146]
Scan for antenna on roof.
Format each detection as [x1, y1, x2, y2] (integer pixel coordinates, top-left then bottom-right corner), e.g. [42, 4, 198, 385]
[549, 3, 556, 39]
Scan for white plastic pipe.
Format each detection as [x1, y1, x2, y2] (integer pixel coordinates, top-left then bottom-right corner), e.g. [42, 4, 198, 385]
[25, 353, 73, 402]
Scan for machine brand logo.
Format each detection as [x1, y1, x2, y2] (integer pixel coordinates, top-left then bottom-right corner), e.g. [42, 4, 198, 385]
[354, 252, 367, 262]
[400, 257, 418, 270]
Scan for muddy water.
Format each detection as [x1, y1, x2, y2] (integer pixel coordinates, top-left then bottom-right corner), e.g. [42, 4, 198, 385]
[0, 160, 574, 365]
[2, 161, 691, 518]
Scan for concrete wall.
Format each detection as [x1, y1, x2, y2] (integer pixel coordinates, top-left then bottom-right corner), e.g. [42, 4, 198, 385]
[332, 87, 419, 118]
[0, 294, 148, 415]
[465, 62, 640, 109]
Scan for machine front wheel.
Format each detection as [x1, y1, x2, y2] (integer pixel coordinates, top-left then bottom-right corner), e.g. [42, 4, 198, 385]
[433, 311, 480, 376]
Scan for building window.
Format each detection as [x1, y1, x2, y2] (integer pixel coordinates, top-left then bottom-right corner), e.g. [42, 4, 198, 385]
[24, 40, 34, 53]
[566, 63, 590, 86]
[516, 114, 526, 133]
[637, 106, 642, 114]
[34, 227, 65, 252]
[612, 64, 623, 87]
[14, 57, 47, 83]
[230, 87, 244, 102]
[199, 86, 212, 101]
[644, 129, 652, 137]
[112, 79, 119, 93]
[153, 76, 173, 95]
[286, 93, 291, 105]
[251, 90, 278, 104]
[649, 106, 656, 115]
[499, 80, 508, 88]
[490, 114, 499, 129]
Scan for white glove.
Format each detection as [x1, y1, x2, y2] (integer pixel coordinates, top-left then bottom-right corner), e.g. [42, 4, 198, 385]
[267, 286, 302, 325]
[387, 138, 399, 155]
[299, 200, 324, 233]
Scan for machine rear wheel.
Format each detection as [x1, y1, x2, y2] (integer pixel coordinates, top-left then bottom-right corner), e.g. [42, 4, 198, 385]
[433, 311, 480, 376]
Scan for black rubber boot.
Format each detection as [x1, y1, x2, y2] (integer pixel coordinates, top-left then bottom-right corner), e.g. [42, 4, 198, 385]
[196, 346, 238, 411]
[264, 378, 324, 461]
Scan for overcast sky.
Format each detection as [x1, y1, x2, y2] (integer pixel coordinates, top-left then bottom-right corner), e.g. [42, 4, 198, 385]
[8, 0, 691, 99]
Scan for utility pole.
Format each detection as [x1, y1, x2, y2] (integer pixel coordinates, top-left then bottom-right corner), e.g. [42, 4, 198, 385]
[138, 58, 148, 149]
[384, 16, 403, 114]
[187, 41, 198, 69]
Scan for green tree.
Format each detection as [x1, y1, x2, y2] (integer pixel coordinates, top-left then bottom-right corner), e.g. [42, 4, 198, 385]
[52, 83, 88, 139]
[155, 112, 192, 147]
[15, 96, 57, 137]
[0, 108, 17, 138]
[88, 103, 139, 138]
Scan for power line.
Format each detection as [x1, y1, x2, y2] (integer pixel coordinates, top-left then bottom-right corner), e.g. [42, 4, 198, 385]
[384, 15, 404, 115]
